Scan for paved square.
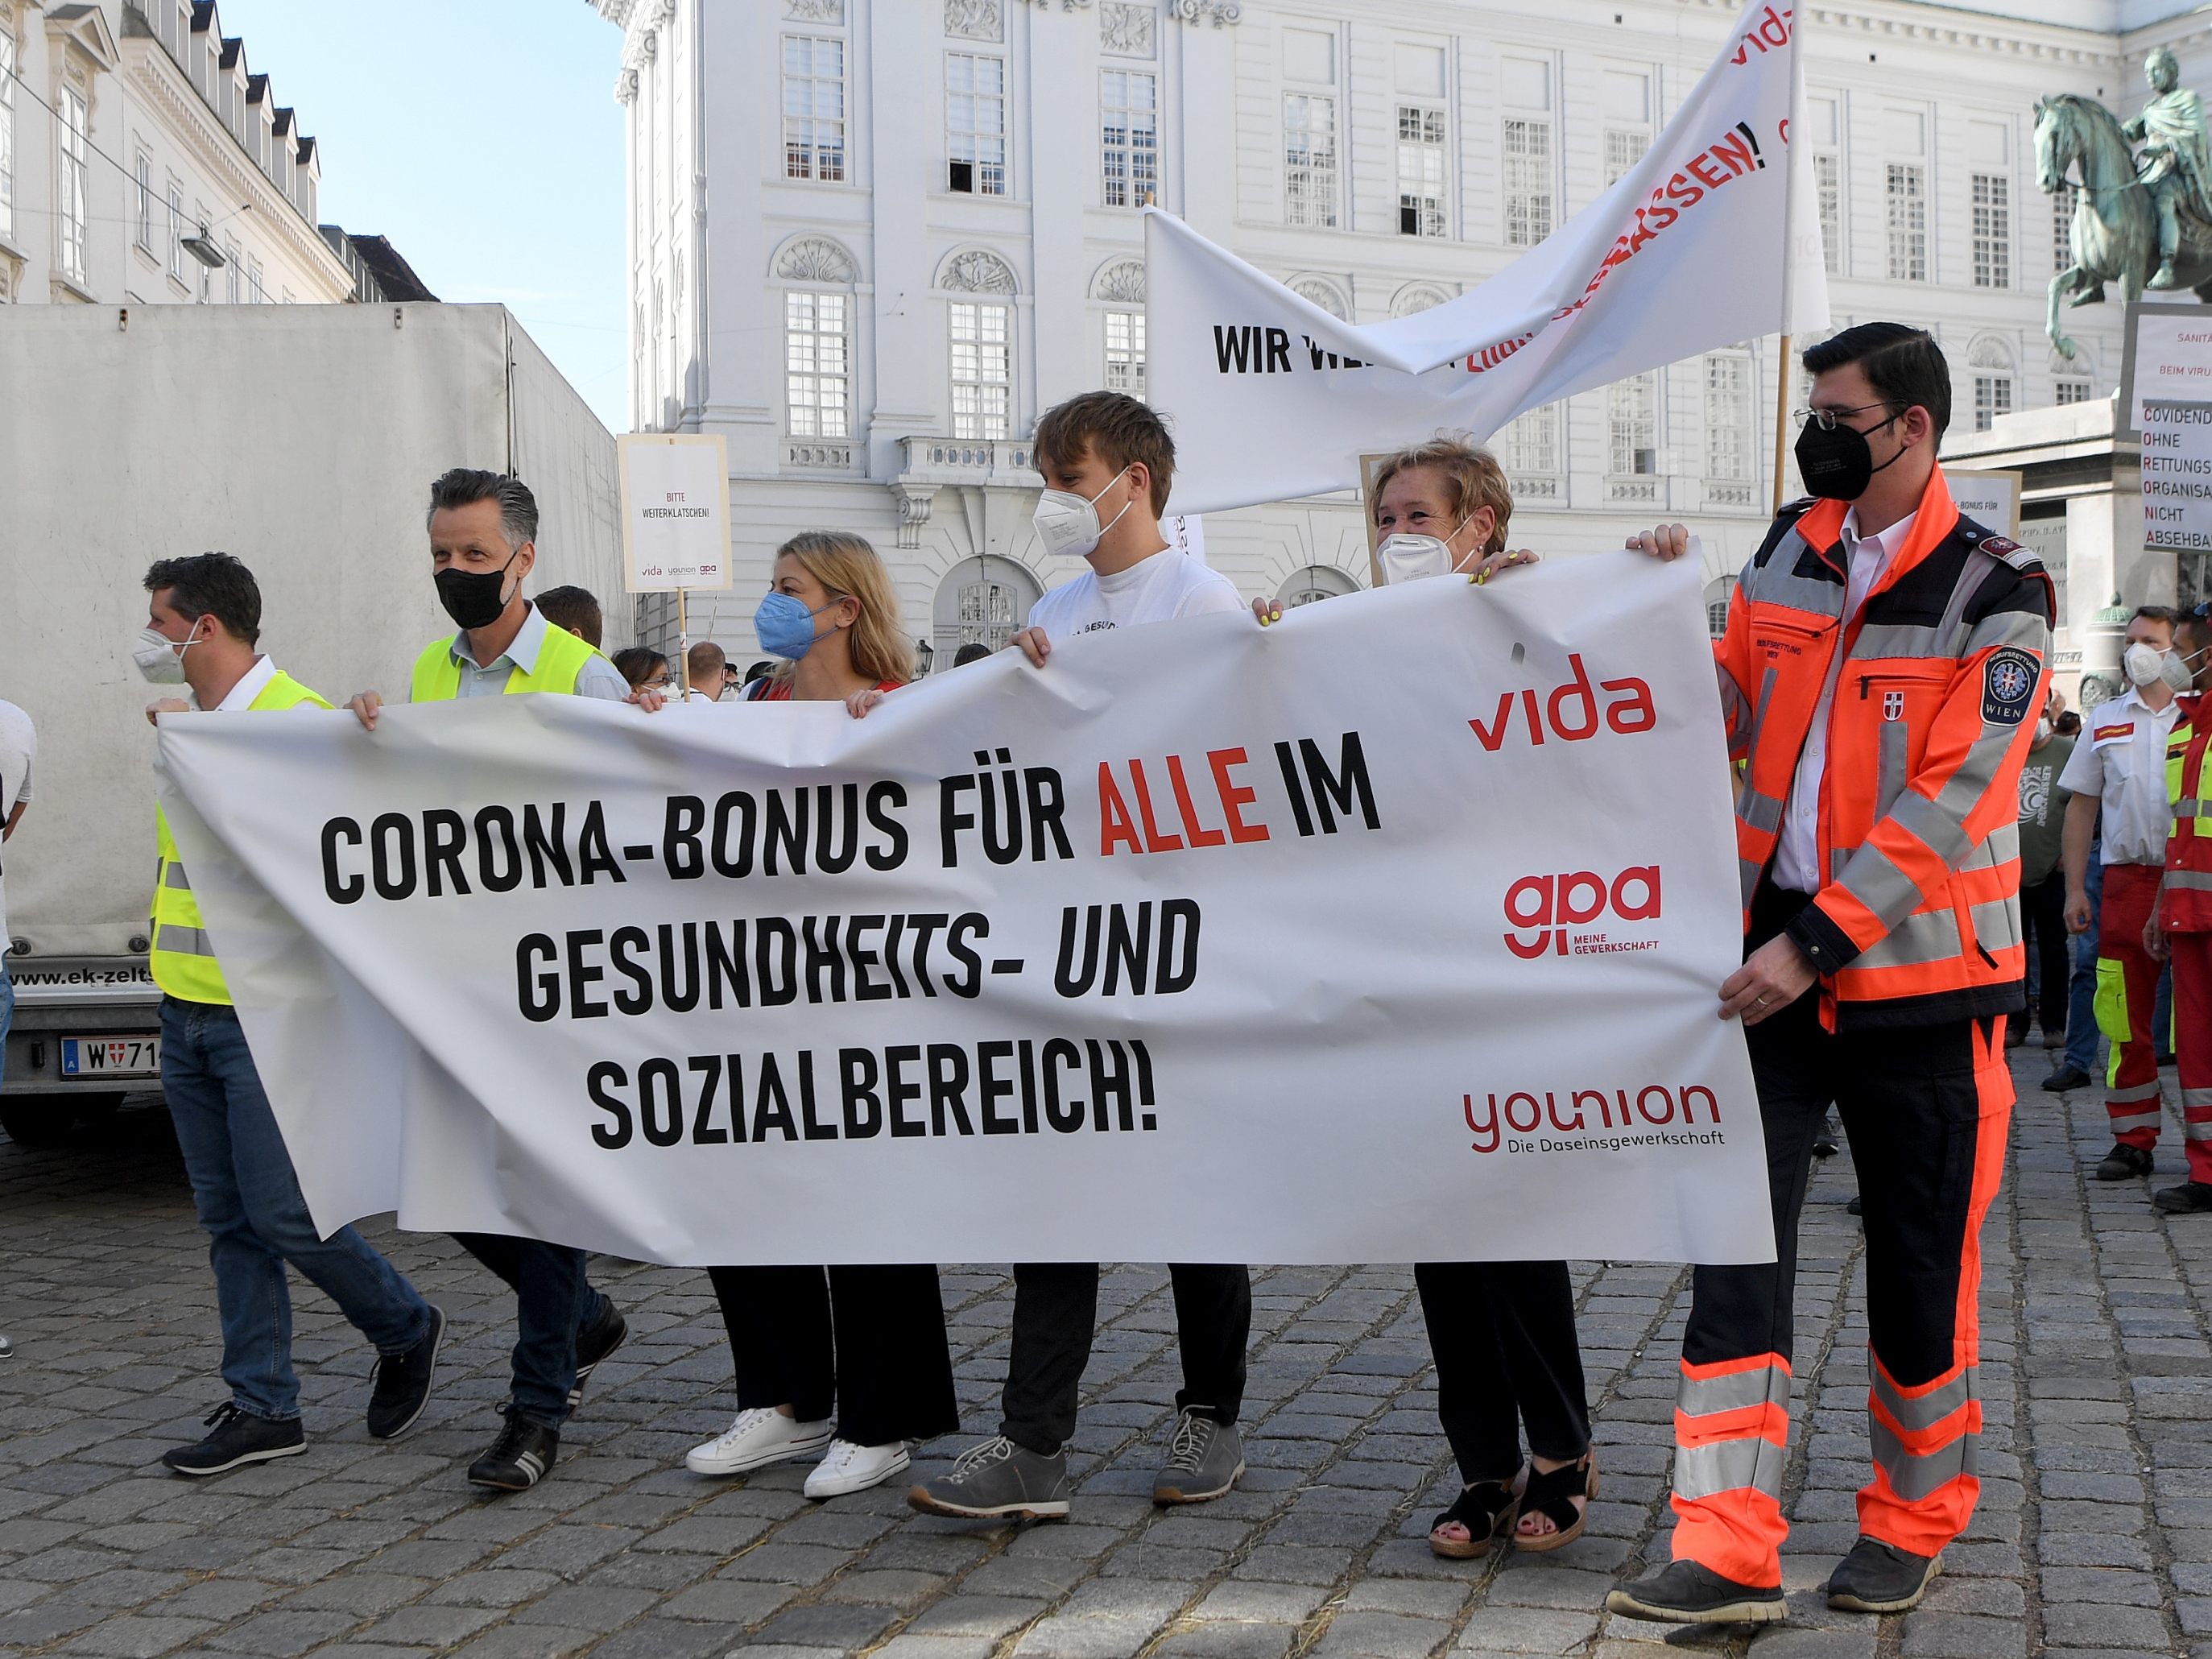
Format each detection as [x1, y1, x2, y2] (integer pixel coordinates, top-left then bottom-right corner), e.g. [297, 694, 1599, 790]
[3, 1045, 2209, 1657]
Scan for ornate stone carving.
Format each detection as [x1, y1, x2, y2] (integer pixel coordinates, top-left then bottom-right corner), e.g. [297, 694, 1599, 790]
[787, 0, 846, 20]
[1094, 259, 1147, 304]
[1168, 0, 1240, 23]
[940, 249, 1017, 294]
[1101, 2, 1155, 56]
[1023, 0, 1094, 10]
[945, 0, 1003, 40]
[614, 67, 639, 104]
[778, 237, 856, 282]
[895, 486, 941, 550]
[1390, 283, 1451, 318]
[1289, 276, 1348, 319]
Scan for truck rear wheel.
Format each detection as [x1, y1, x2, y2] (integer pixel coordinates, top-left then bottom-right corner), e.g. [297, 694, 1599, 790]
[0, 1094, 124, 1148]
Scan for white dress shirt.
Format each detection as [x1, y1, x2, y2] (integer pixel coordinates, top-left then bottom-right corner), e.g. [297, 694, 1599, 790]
[1773, 507, 1919, 895]
[2055, 685, 2184, 867]
[441, 603, 628, 701]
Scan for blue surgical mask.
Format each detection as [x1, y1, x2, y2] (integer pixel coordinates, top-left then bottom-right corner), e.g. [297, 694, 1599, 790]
[755, 591, 841, 660]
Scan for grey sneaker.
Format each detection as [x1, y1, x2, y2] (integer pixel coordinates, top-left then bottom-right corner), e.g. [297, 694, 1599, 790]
[907, 1435, 1070, 1520]
[1154, 1410, 1245, 1504]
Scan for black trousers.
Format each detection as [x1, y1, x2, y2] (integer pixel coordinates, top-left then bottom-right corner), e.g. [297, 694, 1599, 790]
[706, 1264, 957, 1448]
[1414, 1260, 1590, 1481]
[2020, 871, 2069, 1034]
[999, 1263, 1251, 1455]
[453, 1233, 602, 1429]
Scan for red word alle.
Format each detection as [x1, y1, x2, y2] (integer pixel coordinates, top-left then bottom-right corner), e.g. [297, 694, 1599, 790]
[1098, 749, 1269, 857]
[1468, 653, 1656, 751]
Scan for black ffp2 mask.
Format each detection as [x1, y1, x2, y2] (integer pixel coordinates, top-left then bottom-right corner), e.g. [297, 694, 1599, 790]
[1793, 411, 1908, 501]
[434, 559, 518, 631]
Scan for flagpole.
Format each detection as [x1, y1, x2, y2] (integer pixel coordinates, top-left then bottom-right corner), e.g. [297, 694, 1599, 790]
[1771, 2, 1809, 514]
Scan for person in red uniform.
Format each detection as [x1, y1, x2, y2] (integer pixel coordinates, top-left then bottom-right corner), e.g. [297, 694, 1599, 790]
[2145, 607, 2212, 1214]
[1609, 323, 2052, 1625]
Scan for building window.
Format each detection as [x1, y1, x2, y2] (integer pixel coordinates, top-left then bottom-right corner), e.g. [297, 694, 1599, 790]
[785, 290, 849, 437]
[1603, 128, 1648, 188]
[1885, 163, 1926, 283]
[949, 300, 1011, 439]
[0, 27, 14, 244]
[1503, 118, 1553, 248]
[933, 556, 1040, 662]
[1973, 374, 2013, 432]
[1101, 70, 1156, 208]
[1499, 403, 1560, 475]
[2053, 188, 2073, 275]
[1609, 373, 1658, 475]
[1280, 565, 1358, 607]
[1971, 173, 2010, 289]
[1814, 152, 1841, 275]
[167, 183, 185, 281]
[1704, 578, 1734, 640]
[1397, 105, 1445, 236]
[1284, 94, 1338, 229]
[59, 88, 89, 284]
[1705, 354, 1752, 482]
[947, 54, 1007, 195]
[249, 257, 267, 304]
[2056, 379, 2092, 406]
[783, 36, 846, 182]
[134, 151, 154, 251]
[193, 200, 211, 302]
[1105, 308, 1145, 398]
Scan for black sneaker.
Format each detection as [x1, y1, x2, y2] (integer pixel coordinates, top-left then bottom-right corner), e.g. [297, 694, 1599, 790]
[2043, 1063, 2093, 1092]
[568, 1296, 627, 1409]
[468, 1409, 559, 1491]
[2096, 1144, 2155, 1181]
[1826, 1537, 1941, 1613]
[1606, 1560, 1787, 1625]
[2154, 1180, 2212, 1214]
[1846, 1194, 1863, 1217]
[161, 1403, 308, 1478]
[366, 1305, 445, 1441]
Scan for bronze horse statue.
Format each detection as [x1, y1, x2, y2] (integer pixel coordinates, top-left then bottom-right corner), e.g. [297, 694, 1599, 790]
[2037, 92, 2212, 362]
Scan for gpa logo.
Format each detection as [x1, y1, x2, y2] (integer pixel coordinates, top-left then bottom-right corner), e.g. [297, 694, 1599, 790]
[1503, 867, 1663, 959]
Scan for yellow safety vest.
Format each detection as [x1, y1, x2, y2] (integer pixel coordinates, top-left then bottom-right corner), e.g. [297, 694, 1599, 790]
[151, 669, 332, 1004]
[408, 621, 601, 702]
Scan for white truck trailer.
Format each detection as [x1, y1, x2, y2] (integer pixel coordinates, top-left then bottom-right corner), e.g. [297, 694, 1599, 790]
[0, 303, 626, 1144]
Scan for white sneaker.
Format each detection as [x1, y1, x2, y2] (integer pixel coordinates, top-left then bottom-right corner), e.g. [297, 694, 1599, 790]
[804, 1438, 911, 1499]
[684, 1407, 833, 1476]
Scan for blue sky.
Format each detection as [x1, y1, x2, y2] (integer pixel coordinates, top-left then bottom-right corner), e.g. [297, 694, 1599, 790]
[209, 0, 629, 430]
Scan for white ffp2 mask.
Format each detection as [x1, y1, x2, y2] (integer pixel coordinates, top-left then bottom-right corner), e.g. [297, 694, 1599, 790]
[1033, 465, 1134, 560]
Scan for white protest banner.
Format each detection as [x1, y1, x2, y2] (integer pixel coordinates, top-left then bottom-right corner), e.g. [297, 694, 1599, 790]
[156, 552, 1773, 1269]
[1946, 470, 2022, 542]
[1147, 0, 1830, 515]
[618, 432, 733, 592]
[2141, 401, 2212, 553]
[2124, 300, 2212, 433]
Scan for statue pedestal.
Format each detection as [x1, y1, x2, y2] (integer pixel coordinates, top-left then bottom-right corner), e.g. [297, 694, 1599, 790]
[1941, 395, 2152, 710]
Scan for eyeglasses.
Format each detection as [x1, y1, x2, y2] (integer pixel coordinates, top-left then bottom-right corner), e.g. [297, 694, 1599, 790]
[1792, 402, 1902, 432]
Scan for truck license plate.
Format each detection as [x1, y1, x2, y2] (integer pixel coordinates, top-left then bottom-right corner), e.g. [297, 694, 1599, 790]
[60, 1036, 162, 1079]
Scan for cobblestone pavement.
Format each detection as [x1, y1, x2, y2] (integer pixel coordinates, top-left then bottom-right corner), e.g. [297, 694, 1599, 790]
[3, 1044, 2210, 1659]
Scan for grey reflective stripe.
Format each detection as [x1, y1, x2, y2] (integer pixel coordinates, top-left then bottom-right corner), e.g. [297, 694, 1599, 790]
[1892, 787, 1974, 869]
[1983, 821, 2021, 866]
[1832, 845, 1857, 884]
[163, 861, 193, 891]
[1740, 789, 1787, 835]
[1937, 549, 2002, 647]
[2169, 871, 2212, 892]
[1869, 1418, 1978, 1503]
[1962, 603, 2048, 664]
[1678, 1363, 1791, 1418]
[154, 923, 217, 959]
[1740, 856, 1764, 908]
[1876, 720, 1910, 818]
[2181, 1086, 2212, 1107]
[1935, 724, 2032, 825]
[2108, 1079, 2164, 1103]
[2111, 1110, 2164, 1131]
[2177, 800, 2210, 818]
[1749, 667, 1780, 761]
[1850, 623, 1951, 661]
[1871, 1366, 1975, 1434]
[1854, 908, 1963, 970]
[1839, 842, 1922, 928]
[1672, 1437, 1787, 1503]
[1742, 560, 1846, 619]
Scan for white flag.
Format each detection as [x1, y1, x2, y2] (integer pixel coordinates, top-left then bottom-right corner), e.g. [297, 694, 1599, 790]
[1148, 0, 1830, 515]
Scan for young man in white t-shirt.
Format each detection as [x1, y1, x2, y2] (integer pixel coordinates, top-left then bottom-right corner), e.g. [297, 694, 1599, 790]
[909, 391, 1253, 1523]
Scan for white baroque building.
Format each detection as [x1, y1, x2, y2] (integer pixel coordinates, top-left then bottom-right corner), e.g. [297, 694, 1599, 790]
[595, 0, 2196, 668]
[0, 0, 404, 310]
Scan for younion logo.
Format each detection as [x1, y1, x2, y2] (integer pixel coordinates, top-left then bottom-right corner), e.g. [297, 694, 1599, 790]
[1502, 867, 1662, 959]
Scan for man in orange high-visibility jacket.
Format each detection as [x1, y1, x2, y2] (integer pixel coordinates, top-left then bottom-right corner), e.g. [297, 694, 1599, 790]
[2146, 607, 2212, 1215]
[1609, 323, 2052, 1626]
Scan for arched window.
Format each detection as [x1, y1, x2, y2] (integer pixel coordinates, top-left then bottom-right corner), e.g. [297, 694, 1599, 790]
[1968, 336, 2015, 432]
[1703, 577, 1734, 639]
[941, 249, 1018, 440]
[1279, 565, 1359, 608]
[776, 238, 857, 445]
[935, 555, 1043, 660]
[1288, 275, 1349, 320]
[1094, 259, 1147, 399]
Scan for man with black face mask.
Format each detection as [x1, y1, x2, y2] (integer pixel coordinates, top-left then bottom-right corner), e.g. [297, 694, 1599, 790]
[347, 470, 630, 1493]
[1610, 325, 2053, 1625]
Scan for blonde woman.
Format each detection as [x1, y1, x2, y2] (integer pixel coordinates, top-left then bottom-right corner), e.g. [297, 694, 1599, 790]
[681, 532, 960, 1497]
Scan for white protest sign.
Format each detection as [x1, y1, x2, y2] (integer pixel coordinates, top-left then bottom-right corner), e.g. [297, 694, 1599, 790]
[156, 553, 1772, 1268]
[1946, 470, 2022, 541]
[2141, 401, 2212, 553]
[618, 432, 733, 592]
[1146, 0, 1829, 514]
[2126, 302, 2212, 432]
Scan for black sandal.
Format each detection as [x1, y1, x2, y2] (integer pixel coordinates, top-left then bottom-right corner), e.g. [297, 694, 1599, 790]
[1428, 1475, 1521, 1560]
[1514, 1449, 1597, 1554]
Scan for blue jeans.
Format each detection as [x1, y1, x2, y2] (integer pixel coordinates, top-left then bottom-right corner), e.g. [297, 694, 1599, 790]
[2065, 854, 2106, 1077]
[453, 1233, 600, 1429]
[161, 996, 432, 1421]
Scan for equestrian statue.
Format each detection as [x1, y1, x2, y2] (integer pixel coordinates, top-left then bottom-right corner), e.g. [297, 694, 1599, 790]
[2040, 48, 2212, 362]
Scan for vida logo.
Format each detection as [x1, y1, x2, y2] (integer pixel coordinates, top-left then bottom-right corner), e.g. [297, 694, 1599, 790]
[1467, 653, 1656, 751]
[1503, 867, 1662, 959]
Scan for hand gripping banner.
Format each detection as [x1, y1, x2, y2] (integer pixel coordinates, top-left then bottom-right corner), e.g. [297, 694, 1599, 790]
[156, 553, 1774, 1268]
[1147, 0, 1831, 514]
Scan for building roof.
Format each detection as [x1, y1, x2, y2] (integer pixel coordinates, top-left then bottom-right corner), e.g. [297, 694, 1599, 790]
[347, 235, 438, 304]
